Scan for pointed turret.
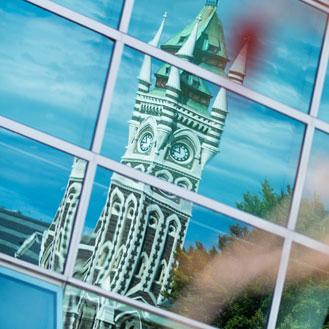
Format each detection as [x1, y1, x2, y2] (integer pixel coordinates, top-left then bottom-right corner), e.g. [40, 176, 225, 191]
[149, 12, 167, 47]
[211, 87, 228, 122]
[138, 13, 167, 92]
[228, 41, 248, 84]
[166, 66, 180, 92]
[176, 15, 201, 60]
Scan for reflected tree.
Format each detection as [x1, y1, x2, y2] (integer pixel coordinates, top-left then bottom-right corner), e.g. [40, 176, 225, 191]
[163, 180, 329, 329]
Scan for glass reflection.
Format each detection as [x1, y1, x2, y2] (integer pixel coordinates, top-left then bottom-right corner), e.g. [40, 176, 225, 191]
[277, 244, 329, 329]
[64, 285, 191, 329]
[319, 61, 329, 124]
[129, 0, 325, 112]
[102, 45, 304, 225]
[52, 0, 124, 28]
[297, 130, 329, 242]
[64, 166, 282, 328]
[0, 128, 86, 272]
[0, 266, 61, 329]
[0, 0, 113, 148]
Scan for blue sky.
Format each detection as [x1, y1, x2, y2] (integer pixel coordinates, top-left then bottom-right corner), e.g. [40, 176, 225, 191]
[0, 0, 328, 251]
[0, 266, 60, 329]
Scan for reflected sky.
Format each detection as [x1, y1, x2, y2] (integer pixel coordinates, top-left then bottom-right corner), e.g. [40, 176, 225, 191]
[319, 63, 329, 123]
[102, 46, 305, 219]
[0, 0, 113, 147]
[0, 128, 73, 222]
[52, 0, 124, 28]
[0, 266, 60, 329]
[83, 166, 251, 250]
[129, 0, 326, 113]
[0, 0, 327, 246]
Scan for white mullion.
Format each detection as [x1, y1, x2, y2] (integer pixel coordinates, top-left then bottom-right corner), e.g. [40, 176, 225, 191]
[265, 17, 329, 326]
[2, 114, 329, 255]
[287, 124, 315, 230]
[309, 17, 329, 117]
[63, 160, 97, 278]
[0, 252, 65, 286]
[264, 114, 315, 329]
[118, 0, 135, 33]
[24, 0, 313, 125]
[302, 0, 329, 14]
[292, 230, 329, 253]
[0, 116, 93, 161]
[266, 238, 292, 329]
[67, 277, 216, 329]
[24, 0, 121, 40]
[91, 41, 124, 153]
[314, 116, 329, 133]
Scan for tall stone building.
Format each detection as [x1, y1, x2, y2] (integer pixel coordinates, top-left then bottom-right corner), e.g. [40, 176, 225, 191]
[35, 0, 248, 327]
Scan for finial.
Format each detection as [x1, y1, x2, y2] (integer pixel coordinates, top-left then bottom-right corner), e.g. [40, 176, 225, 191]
[149, 12, 167, 47]
[228, 41, 249, 84]
[166, 66, 181, 91]
[212, 87, 227, 112]
[138, 13, 167, 88]
[176, 16, 201, 59]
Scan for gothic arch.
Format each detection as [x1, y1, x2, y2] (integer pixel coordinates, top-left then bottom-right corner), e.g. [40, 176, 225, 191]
[155, 169, 174, 183]
[145, 204, 164, 227]
[135, 252, 148, 278]
[174, 176, 192, 190]
[115, 193, 138, 249]
[115, 311, 142, 329]
[96, 241, 113, 267]
[155, 259, 167, 284]
[135, 116, 157, 142]
[171, 128, 201, 158]
[134, 164, 146, 172]
[109, 188, 125, 217]
[167, 214, 182, 235]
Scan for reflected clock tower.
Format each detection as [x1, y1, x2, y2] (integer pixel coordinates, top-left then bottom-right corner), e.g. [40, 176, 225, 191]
[39, 0, 249, 328]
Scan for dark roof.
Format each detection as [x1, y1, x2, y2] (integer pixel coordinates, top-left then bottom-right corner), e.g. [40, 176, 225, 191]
[0, 208, 49, 264]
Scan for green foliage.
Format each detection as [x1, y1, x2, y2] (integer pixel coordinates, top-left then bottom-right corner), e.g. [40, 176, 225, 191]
[163, 180, 329, 329]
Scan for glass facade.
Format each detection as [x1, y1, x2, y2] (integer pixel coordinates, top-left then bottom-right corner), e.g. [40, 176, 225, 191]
[1, 0, 329, 329]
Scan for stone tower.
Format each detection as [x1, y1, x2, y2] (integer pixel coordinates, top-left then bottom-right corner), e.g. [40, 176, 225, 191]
[39, 1, 248, 328]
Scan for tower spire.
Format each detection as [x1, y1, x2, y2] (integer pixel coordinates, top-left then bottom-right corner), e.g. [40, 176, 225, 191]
[228, 41, 249, 84]
[212, 87, 227, 112]
[166, 66, 181, 91]
[176, 15, 201, 60]
[138, 12, 167, 91]
[149, 12, 167, 47]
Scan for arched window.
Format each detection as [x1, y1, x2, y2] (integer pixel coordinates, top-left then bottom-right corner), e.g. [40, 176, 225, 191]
[155, 262, 166, 284]
[136, 253, 148, 278]
[112, 248, 123, 270]
[168, 222, 177, 237]
[97, 246, 109, 267]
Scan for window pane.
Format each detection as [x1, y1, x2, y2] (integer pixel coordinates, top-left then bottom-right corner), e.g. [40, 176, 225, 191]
[0, 0, 113, 148]
[64, 284, 191, 329]
[319, 60, 329, 124]
[52, 0, 124, 28]
[63, 166, 282, 328]
[0, 266, 62, 329]
[0, 128, 86, 272]
[296, 130, 329, 242]
[102, 46, 305, 225]
[128, 0, 325, 112]
[276, 244, 329, 329]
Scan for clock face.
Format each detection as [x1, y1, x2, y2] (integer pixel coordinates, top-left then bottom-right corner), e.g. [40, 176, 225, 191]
[140, 133, 153, 152]
[170, 143, 190, 162]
